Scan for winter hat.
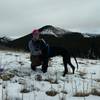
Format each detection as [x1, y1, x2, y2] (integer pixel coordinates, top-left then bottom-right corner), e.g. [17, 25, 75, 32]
[32, 29, 40, 37]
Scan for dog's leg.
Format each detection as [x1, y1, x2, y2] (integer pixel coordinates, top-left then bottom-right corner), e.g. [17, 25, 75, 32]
[42, 65, 48, 73]
[68, 61, 75, 74]
[63, 56, 68, 76]
[41, 58, 49, 73]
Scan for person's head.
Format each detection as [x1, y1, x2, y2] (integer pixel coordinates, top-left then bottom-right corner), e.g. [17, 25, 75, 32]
[31, 29, 40, 40]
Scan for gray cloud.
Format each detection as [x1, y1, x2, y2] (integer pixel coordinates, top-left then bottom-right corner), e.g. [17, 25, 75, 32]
[0, 0, 100, 37]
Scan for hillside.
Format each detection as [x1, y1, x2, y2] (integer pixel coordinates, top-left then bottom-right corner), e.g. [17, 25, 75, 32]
[0, 25, 100, 59]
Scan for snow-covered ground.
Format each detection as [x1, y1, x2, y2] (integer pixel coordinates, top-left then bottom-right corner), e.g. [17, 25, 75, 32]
[0, 50, 100, 100]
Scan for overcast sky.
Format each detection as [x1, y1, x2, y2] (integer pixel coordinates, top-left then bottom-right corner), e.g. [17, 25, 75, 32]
[0, 0, 100, 37]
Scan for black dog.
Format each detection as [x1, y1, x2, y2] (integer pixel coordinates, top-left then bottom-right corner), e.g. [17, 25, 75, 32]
[32, 39, 78, 76]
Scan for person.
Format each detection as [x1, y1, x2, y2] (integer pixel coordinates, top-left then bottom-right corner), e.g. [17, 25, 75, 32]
[28, 29, 49, 72]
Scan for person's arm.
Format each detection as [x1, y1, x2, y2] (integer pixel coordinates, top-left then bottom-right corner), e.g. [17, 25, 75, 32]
[39, 39, 48, 49]
[28, 40, 41, 55]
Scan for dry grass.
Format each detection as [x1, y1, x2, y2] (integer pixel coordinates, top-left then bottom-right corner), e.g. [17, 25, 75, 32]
[46, 90, 58, 96]
[78, 62, 87, 65]
[91, 88, 100, 96]
[61, 90, 68, 94]
[73, 92, 90, 97]
[74, 88, 100, 97]
[44, 78, 58, 84]
[20, 88, 30, 93]
[95, 79, 100, 82]
[78, 70, 87, 79]
[35, 74, 43, 81]
[0, 73, 14, 81]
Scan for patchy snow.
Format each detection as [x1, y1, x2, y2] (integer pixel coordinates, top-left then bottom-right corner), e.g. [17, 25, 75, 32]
[0, 50, 100, 100]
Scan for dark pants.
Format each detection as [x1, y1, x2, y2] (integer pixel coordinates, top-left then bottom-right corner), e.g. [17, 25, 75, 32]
[30, 55, 42, 70]
[30, 46, 49, 72]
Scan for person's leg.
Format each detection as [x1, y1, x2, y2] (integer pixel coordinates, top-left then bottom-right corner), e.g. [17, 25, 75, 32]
[31, 63, 36, 71]
[30, 55, 36, 71]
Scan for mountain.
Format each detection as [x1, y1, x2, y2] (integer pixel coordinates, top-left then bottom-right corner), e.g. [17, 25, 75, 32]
[0, 25, 100, 59]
